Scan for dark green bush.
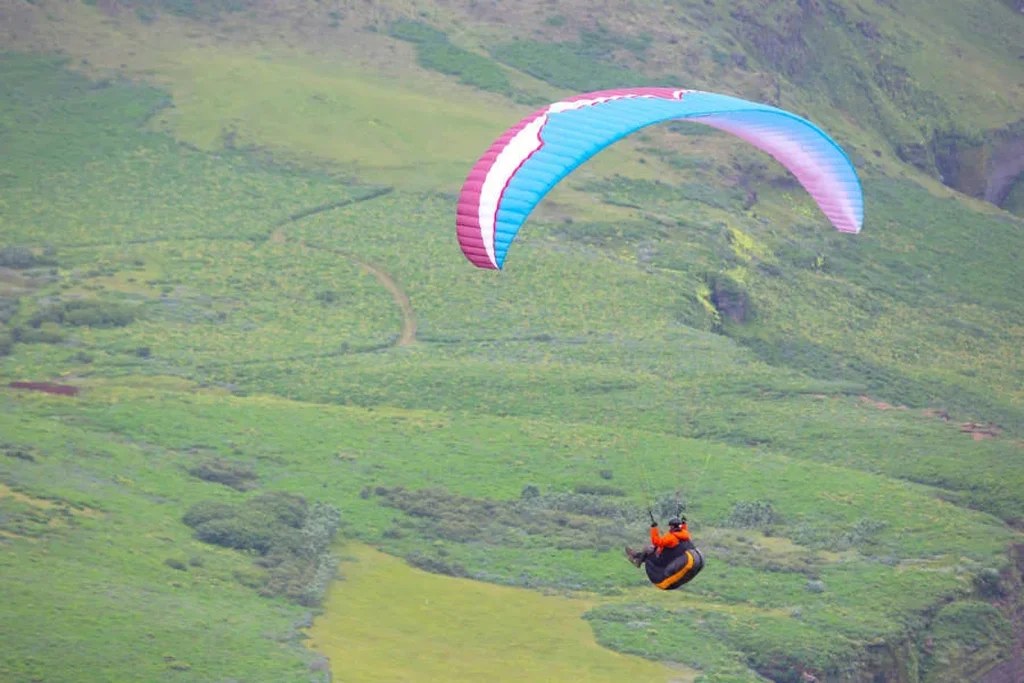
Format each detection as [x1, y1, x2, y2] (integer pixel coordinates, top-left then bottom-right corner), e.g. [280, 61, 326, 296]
[0, 246, 37, 268]
[789, 518, 888, 552]
[491, 38, 652, 92]
[973, 567, 1007, 598]
[187, 458, 259, 491]
[388, 19, 447, 44]
[405, 553, 469, 578]
[0, 297, 19, 325]
[2, 444, 37, 462]
[182, 492, 341, 606]
[10, 326, 63, 344]
[28, 299, 138, 329]
[387, 20, 512, 95]
[573, 483, 627, 497]
[520, 484, 541, 499]
[726, 500, 778, 529]
[315, 289, 339, 305]
[192, 516, 283, 554]
[416, 42, 511, 93]
[181, 499, 236, 528]
[247, 491, 308, 529]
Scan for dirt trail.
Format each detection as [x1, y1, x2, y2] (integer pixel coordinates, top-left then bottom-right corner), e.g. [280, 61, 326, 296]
[352, 257, 416, 346]
[267, 188, 416, 346]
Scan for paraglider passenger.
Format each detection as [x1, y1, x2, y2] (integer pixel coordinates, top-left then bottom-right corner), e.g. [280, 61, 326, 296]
[625, 516, 704, 590]
[625, 516, 691, 566]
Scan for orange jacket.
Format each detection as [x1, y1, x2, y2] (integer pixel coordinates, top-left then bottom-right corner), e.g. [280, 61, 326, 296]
[650, 524, 691, 554]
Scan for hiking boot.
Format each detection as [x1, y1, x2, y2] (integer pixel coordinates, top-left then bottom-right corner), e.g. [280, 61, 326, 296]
[624, 546, 644, 568]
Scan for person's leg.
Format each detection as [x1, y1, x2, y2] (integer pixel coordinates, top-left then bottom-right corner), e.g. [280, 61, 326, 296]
[624, 544, 656, 567]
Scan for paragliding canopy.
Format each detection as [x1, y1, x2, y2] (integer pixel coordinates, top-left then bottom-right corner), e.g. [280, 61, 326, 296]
[456, 88, 864, 270]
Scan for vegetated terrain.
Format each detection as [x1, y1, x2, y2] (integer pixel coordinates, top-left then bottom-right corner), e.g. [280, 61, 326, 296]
[0, 1, 1022, 682]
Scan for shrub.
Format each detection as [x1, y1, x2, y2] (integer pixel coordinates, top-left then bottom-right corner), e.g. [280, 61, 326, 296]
[295, 554, 339, 607]
[2, 444, 38, 462]
[791, 518, 888, 552]
[490, 38, 652, 92]
[248, 491, 308, 529]
[295, 502, 342, 558]
[973, 567, 1007, 599]
[0, 246, 36, 268]
[10, 326, 63, 344]
[28, 300, 138, 329]
[726, 500, 778, 529]
[0, 297, 19, 325]
[192, 516, 282, 554]
[315, 289, 339, 305]
[181, 499, 236, 528]
[387, 19, 447, 43]
[387, 20, 512, 95]
[573, 483, 627, 497]
[405, 553, 469, 578]
[182, 492, 341, 607]
[187, 458, 259, 491]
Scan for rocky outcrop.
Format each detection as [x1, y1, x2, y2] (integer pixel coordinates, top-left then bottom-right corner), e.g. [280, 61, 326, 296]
[980, 544, 1024, 683]
[930, 120, 1024, 211]
[801, 544, 1024, 683]
[985, 126, 1024, 207]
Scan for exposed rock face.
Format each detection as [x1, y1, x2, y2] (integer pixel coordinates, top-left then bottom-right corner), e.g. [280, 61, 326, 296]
[709, 275, 750, 324]
[985, 133, 1024, 207]
[980, 544, 1024, 683]
[931, 120, 1024, 211]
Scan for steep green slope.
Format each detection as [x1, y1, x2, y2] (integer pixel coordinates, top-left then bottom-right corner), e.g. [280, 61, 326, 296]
[1, 1, 1022, 681]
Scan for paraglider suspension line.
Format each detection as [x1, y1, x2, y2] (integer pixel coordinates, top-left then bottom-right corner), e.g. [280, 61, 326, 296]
[626, 446, 656, 516]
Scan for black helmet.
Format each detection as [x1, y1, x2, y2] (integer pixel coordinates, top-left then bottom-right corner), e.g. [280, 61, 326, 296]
[668, 516, 685, 528]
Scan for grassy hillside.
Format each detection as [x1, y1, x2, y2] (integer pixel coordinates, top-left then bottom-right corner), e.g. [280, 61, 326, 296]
[1, 1, 1022, 682]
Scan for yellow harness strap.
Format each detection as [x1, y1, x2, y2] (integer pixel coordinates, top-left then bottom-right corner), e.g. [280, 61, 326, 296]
[655, 550, 694, 590]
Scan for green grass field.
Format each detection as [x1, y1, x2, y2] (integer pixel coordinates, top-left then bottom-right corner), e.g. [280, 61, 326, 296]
[1, 1, 1023, 681]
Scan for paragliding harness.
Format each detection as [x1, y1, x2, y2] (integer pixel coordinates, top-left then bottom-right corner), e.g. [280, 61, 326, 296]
[643, 509, 705, 590]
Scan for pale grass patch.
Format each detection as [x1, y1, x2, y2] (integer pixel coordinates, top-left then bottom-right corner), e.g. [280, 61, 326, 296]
[308, 544, 695, 683]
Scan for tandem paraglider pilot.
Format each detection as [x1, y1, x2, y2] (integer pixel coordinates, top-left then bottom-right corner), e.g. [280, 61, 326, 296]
[625, 515, 704, 590]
